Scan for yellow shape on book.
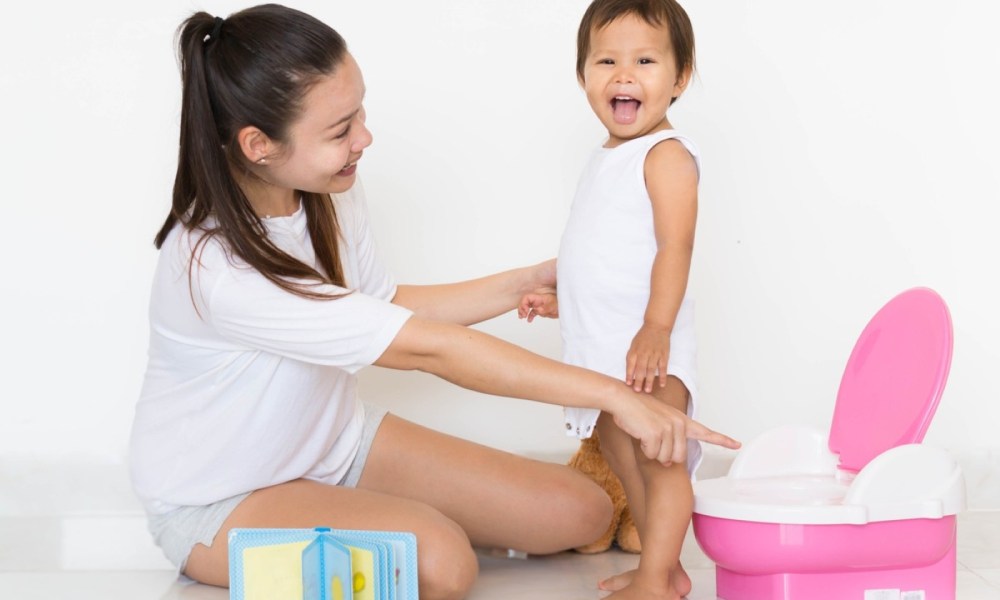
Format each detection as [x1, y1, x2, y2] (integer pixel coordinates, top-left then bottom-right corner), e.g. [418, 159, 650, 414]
[242, 541, 310, 600]
[348, 546, 375, 600]
[331, 575, 344, 600]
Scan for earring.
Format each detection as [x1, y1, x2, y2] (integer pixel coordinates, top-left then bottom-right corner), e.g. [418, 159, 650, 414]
[257, 157, 267, 165]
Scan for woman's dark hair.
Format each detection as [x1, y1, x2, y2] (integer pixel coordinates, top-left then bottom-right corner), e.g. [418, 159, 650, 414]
[158, 4, 349, 300]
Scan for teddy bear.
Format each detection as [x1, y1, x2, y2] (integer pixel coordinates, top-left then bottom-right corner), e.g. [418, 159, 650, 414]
[567, 432, 641, 554]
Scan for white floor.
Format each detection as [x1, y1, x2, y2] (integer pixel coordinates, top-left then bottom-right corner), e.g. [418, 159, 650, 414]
[2, 516, 998, 599]
[2, 460, 999, 599]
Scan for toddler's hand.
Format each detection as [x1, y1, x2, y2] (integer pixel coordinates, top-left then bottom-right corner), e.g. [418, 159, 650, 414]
[517, 293, 558, 322]
[626, 323, 671, 393]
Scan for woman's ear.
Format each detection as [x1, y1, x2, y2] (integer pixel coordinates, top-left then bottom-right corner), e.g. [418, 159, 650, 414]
[237, 126, 275, 165]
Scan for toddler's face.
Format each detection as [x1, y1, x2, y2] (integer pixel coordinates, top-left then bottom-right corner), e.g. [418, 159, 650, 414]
[581, 15, 688, 147]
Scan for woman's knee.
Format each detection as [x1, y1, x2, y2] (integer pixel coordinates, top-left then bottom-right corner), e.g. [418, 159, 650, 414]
[564, 476, 615, 546]
[415, 509, 479, 600]
[518, 467, 614, 554]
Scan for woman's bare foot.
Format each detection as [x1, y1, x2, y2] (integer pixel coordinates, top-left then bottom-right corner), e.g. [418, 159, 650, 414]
[599, 563, 691, 597]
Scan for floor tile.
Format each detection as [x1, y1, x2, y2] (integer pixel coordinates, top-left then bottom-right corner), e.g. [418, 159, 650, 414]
[467, 550, 721, 599]
[6, 553, 1000, 599]
[958, 511, 1000, 569]
[968, 568, 1000, 590]
[0, 571, 178, 600]
[957, 569, 1000, 598]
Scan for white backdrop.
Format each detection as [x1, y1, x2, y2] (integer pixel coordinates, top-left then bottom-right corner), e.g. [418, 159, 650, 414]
[2, 1, 997, 467]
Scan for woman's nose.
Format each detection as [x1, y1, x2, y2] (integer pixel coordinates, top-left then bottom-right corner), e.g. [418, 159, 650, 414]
[351, 123, 373, 153]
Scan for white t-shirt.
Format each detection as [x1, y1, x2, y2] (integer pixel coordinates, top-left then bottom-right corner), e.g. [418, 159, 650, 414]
[557, 130, 702, 474]
[129, 180, 412, 515]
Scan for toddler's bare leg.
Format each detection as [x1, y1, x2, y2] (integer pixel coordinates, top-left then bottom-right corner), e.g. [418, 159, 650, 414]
[596, 377, 693, 600]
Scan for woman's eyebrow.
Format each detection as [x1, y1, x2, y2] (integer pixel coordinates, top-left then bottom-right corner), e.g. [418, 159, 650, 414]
[327, 88, 366, 130]
[326, 110, 358, 131]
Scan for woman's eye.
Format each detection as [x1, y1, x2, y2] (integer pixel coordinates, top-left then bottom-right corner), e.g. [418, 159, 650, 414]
[334, 127, 350, 140]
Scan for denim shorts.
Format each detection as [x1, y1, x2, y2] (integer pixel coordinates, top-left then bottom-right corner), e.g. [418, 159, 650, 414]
[146, 403, 389, 572]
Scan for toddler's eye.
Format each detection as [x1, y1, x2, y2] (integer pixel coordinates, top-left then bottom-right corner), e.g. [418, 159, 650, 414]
[638, 58, 655, 65]
[597, 58, 615, 65]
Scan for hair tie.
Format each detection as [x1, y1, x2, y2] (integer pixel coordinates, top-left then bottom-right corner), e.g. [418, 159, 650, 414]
[204, 16, 225, 43]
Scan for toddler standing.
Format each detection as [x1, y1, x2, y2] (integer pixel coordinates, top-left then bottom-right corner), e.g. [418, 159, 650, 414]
[520, 1, 711, 597]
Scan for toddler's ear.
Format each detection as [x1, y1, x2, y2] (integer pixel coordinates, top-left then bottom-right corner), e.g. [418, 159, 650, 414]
[672, 67, 693, 100]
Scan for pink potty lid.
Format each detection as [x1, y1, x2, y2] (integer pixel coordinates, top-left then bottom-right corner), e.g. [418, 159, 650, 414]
[829, 288, 954, 473]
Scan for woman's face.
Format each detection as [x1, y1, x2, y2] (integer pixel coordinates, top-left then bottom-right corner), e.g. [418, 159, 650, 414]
[264, 53, 372, 194]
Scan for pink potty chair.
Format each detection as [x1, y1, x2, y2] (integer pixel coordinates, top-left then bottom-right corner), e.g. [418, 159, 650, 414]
[692, 288, 965, 600]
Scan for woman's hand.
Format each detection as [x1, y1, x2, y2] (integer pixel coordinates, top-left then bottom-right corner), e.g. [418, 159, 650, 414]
[528, 258, 557, 292]
[612, 387, 741, 466]
[518, 258, 558, 322]
[517, 292, 558, 322]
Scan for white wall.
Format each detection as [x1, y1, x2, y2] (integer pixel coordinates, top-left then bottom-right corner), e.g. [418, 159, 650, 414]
[2, 1, 997, 465]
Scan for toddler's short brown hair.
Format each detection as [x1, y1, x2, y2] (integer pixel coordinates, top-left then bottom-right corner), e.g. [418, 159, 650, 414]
[576, 0, 695, 82]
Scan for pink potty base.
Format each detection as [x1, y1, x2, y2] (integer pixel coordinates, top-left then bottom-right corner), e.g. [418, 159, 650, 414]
[693, 289, 960, 600]
[694, 514, 957, 600]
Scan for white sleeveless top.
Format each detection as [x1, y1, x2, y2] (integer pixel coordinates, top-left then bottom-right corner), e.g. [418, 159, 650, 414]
[557, 129, 702, 473]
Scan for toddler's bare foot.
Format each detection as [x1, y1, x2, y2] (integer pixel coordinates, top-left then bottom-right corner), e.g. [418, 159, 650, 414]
[601, 579, 680, 600]
[673, 563, 692, 597]
[599, 563, 691, 597]
[598, 568, 636, 592]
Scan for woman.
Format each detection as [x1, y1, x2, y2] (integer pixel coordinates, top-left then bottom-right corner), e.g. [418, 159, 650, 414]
[129, 5, 738, 599]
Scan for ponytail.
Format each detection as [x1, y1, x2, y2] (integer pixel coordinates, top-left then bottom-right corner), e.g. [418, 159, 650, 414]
[159, 5, 349, 300]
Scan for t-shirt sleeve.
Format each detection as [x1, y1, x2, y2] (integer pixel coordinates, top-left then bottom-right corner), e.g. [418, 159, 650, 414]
[336, 180, 398, 301]
[207, 268, 413, 374]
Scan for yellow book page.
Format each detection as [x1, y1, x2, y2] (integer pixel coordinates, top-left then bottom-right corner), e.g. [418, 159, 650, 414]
[331, 575, 345, 600]
[242, 541, 310, 600]
[348, 546, 375, 600]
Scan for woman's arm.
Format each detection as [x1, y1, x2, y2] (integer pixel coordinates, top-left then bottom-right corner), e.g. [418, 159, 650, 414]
[392, 259, 556, 326]
[375, 315, 739, 465]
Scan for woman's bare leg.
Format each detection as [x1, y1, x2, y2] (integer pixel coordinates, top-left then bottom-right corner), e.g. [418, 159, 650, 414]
[184, 479, 478, 600]
[358, 414, 614, 554]
[183, 413, 614, 599]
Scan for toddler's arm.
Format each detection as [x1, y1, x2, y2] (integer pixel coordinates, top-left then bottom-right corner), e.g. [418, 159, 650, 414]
[626, 139, 699, 393]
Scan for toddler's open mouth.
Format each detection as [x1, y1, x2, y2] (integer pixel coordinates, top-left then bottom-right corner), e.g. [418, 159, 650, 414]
[611, 95, 641, 125]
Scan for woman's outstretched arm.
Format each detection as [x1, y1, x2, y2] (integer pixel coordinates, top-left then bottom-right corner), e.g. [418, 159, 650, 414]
[374, 315, 740, 466]
[392, 259, 556, 326]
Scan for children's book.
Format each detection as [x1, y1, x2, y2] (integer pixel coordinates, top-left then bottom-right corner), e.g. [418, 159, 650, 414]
[228, 527, 418, 600]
